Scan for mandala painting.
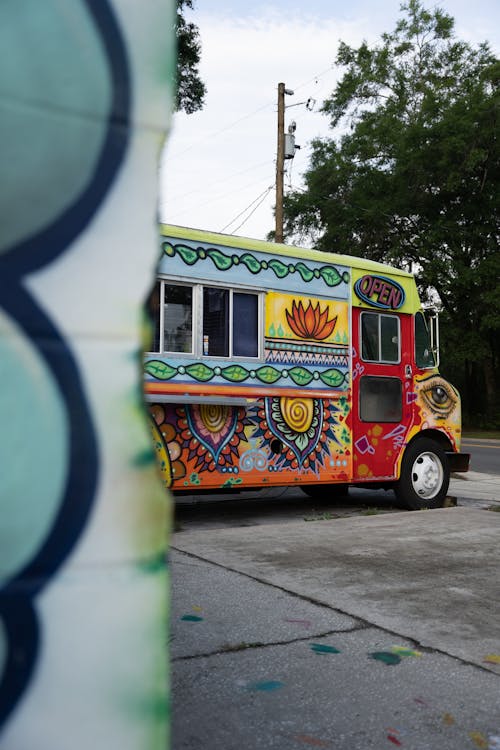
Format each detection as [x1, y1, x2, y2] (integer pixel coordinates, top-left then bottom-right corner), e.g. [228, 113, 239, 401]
[177, 403, 249, 472]
[256, 396, 341, 472]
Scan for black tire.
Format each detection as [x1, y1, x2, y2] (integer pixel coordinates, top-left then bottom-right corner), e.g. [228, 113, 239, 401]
[395, 438, 450, 510]
[302, 483, 349, 500]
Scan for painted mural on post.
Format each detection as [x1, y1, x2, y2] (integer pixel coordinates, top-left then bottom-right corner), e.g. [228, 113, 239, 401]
[0, 2, 173, 748]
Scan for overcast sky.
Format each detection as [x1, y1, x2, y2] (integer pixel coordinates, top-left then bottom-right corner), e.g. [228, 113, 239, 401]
[159, 0, 500, 243]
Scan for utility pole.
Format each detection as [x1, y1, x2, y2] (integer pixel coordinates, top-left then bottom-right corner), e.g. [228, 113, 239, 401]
[275, 82, 286, 243]
[276, 83, 298, 242]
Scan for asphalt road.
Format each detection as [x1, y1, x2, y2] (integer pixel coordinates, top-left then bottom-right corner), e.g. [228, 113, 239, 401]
[462, 438, 500, 474]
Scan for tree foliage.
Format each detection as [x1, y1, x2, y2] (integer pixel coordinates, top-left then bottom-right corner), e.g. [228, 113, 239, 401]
[283, 0, 500, 426]
[176, 0, 206, 114]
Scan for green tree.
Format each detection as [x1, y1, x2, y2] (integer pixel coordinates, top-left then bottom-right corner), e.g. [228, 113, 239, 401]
[284, 0, 500, 427]
[176, 0, 206, 114]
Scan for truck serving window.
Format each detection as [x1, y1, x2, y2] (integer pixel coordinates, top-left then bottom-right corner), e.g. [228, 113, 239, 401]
[146, 281, 193, 354]
[164, 284, 193, 353]
[147, 280, 261, 358]
[203, 287, 259, 358]
[361, 312, 400, 363]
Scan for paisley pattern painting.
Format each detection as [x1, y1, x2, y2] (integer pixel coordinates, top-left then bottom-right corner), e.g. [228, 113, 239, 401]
[148, 394, 352, 489]
[179, 404, 249, 472]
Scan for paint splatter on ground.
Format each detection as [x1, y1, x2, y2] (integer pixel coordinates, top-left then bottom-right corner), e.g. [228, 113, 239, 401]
[244, 680, 284, 692]
[442, 713, 455, 726]
[413, 696, 430, 707]
[469, 731, 488, 748]
[181, 614, 204, 622]
[483, 654, 500, 664]
[369, 651, 402, 666]
[390, 646, 422, 658]
[387, 734, 402, 746]
[291, 734, 330, 747]
[310, 643, 341, 655]
[285, 618, 312, 629]
[488, 734, 500, 749]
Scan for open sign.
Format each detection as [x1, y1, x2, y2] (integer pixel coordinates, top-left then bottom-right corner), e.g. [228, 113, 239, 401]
[354, 274, 405, 310]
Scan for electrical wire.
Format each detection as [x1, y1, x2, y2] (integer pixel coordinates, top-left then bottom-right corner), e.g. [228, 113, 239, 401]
[164, 172, 276, 220]
[164, 159, 274, 208]
[166, 67, 336, 164]
[230, 188, 274, 235]
[167, 101, 275, 161]
[294, 64, 335, 93]
[162, 67, 339, 230]
[220, 185, 274, 233]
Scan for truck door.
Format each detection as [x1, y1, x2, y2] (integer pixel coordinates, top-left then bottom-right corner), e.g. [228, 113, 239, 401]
[351, 307, 413, 481]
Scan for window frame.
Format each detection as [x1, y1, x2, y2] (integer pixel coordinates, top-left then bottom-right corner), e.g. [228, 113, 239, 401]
[414, 311, 436, 369]
[359, 375, 403, 423]
[146, 278, 264, 360]
[160, 279, 195, 356]
[360, 311, 401, 364]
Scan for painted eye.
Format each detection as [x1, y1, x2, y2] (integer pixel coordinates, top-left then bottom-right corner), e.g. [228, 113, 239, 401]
[432, 386, 449, 405]
[420, 378, 458, 418]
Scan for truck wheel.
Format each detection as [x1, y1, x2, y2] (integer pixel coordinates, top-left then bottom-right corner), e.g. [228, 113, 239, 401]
[395, 438, 450, 510]
[302, 483, 349, 500]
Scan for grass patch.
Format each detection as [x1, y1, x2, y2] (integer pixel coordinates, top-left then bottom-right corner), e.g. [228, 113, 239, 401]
[463, 430, 500, 439]
[304, 512, 337, 522]
[361, 506, 380, 516]
[487, 505, 500, 512]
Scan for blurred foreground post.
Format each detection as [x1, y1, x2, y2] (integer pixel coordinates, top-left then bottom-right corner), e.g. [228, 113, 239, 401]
[0, 2, 174, 747]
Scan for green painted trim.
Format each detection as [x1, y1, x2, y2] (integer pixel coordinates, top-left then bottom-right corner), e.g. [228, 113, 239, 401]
[144, 359, 347, 389]
[159, 223, 414, 280]
[162, 241, 350, 288]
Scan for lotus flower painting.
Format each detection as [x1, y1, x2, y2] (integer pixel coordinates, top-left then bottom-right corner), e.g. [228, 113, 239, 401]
[286, 299, 338, 341]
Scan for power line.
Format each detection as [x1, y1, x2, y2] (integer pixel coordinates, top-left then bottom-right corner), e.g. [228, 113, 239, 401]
[166, 67, 336, 165]
[164, 159, 274, 208]
[229, 188, 274, 235]
[220, 185, 274, 233]
[294, 64, 336, 93]
[166, 101, 275, 161]
[163, 173, 275, 220]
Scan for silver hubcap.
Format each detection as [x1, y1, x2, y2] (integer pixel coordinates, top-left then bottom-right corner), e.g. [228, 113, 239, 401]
[411, 452, 443, 499]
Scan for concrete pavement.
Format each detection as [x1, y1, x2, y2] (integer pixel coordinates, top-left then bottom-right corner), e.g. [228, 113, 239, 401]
[170, 472, 500, 749]
[450, 470, 500, 506]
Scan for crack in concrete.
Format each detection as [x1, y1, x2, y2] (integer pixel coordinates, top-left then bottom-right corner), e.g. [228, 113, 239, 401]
[171, 546, 498, 675]
[171, 624, 369, 662]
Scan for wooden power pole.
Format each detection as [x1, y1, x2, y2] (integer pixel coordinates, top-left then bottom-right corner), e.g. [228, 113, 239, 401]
[275, 82, 285, 243]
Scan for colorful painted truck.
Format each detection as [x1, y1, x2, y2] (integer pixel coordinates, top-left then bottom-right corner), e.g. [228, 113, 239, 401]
[144, 225, 470, 509]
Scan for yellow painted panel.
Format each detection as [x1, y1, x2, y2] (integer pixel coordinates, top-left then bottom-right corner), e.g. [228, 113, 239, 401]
[266, 291, 349, 345]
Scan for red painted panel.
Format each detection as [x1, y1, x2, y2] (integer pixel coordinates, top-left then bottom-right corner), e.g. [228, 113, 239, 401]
[351, 309, 414, 481]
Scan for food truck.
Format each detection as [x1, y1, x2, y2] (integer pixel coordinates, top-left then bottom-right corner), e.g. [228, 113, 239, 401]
[144, 225, 469, 509]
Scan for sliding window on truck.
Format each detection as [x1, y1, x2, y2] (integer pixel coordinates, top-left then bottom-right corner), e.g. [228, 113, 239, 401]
[147, 280, 263, 359]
